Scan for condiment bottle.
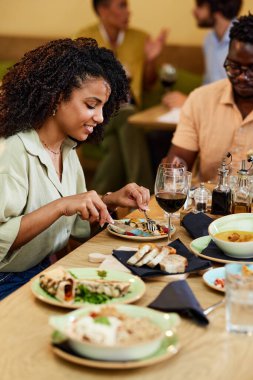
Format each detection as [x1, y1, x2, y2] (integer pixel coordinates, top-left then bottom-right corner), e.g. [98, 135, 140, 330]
[211, 155, 232, 215]
[193, 183, 211, 212]
[232, 160, 251, 214]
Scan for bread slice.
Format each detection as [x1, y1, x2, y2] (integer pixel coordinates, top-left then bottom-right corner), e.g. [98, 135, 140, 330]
[135, 247, 160, 267]
[127, 243, 155, 265]
[147, 246, 170, 268]
[159, 254, 188, 273]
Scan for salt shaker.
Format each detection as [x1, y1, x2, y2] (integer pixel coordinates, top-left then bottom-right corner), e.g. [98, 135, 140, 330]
[194, 183, 211, 213]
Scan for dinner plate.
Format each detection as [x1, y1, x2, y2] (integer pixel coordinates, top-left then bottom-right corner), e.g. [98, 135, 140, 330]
[190, 236, 253, 264]
[107, 218, 175, 241]
[31, 268, 146, 309]
[51, 335, 179, 369]
[202, 267, 225, 293]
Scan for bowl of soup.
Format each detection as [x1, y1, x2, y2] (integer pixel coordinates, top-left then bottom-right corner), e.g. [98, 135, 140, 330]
[208, 213, 253, 259]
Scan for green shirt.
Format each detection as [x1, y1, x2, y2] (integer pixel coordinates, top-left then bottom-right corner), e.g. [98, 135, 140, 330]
[0, 130, 90, 272]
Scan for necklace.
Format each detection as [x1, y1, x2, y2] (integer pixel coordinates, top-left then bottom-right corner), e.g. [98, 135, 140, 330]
[41, 140, 61, 155]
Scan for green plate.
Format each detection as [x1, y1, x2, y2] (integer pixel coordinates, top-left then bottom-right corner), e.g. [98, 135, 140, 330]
[50, 304, 180, 368]
[190, 236, 253, 264]
[31, 268, 146, 309]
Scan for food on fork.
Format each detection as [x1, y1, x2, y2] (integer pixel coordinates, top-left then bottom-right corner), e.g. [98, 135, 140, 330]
[127, 243, 187, 273]
[39, 266, 76, 302]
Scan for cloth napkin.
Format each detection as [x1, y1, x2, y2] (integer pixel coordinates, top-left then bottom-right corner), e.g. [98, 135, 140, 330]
[148, 280, 209, 326]
[181, 212, 213, 239]
[112, 239, 211, 278]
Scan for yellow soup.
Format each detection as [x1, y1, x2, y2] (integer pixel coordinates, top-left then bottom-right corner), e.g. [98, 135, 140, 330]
[215, 231, 253, 243]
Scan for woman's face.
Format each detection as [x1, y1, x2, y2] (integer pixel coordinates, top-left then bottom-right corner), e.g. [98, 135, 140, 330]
[55, 77, 111, 141]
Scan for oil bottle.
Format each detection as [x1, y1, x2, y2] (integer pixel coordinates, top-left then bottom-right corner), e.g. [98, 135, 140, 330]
[232, 160, 251, 214]
[211, 153, 232, 215]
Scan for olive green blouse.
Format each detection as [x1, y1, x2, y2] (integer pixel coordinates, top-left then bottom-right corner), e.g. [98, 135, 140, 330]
[0, 130, 90, 272]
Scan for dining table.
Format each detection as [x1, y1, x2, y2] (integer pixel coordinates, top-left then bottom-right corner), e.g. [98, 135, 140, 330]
[0, 197, 252, 380]
[128, 104, 179, 131]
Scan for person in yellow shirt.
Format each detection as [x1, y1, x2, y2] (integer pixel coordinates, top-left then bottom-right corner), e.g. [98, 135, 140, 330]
[75, 0, 167, 193]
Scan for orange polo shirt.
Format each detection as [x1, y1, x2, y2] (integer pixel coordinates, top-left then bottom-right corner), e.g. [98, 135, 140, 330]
[172, 79, 253, 181]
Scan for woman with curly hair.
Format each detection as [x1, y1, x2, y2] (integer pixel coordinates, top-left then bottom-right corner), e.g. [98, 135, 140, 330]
[0, 37, 150, 300]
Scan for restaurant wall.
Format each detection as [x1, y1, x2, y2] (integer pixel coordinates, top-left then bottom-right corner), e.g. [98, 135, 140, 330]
[0, 0, 252, 45]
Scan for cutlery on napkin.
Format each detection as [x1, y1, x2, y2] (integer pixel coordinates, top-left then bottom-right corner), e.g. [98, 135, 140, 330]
[148, 280, 209, 326]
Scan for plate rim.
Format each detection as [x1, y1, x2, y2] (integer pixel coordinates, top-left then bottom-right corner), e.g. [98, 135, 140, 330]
[202, 267, 225, 293]
[107, 218, 175, 241]
[190, 236, 253, 264]
[50, 335, 180, 369]
[31, 267, 146, 309]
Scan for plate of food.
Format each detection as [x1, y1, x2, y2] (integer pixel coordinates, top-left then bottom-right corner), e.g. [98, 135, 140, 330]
[31, 266, 146, 308]
[202, 267, 225, 292]
[50, 304, 180, 369]
[107, 218, 175, 241]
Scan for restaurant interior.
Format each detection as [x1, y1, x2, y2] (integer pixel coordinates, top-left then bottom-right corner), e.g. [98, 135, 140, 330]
[1, 1, 253, 380]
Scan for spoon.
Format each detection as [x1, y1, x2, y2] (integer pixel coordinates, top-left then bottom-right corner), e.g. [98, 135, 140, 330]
[204, 299, 225, 316]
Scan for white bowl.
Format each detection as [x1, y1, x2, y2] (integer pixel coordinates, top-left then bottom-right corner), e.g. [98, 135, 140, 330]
[208, 213, 253, 259]
[49, 304, 180, 361]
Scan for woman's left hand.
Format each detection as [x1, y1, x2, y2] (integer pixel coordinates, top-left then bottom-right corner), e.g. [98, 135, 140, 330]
[103, 183, 150, 211]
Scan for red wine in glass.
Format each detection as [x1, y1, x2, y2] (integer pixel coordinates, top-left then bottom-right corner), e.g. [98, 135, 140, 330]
[155, 192, 187, 213]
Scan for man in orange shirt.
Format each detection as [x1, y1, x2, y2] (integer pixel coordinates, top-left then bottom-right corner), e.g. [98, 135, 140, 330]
[163, 14, 253, 182]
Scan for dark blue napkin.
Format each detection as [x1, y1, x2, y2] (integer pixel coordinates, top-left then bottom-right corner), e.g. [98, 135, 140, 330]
[181, 212, 213, 239]
[148, 280, 209, 326]
[112, 239, 211, 278]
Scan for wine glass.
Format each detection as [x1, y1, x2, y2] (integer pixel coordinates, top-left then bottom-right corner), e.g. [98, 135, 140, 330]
[155, 163, 188, 242]
[159, 63, 177, 92]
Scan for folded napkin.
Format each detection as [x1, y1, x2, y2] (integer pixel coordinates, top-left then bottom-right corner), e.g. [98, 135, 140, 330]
[148, 280, 209, 326]
[112, 239, 211, 278]
[181, 212, 213, 239]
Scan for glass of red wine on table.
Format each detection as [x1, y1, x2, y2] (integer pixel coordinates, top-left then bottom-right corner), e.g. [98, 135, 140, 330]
[159, 63, 177, 92]
[155, 163, 189, 243]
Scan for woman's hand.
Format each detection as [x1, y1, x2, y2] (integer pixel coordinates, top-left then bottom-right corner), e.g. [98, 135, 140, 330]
[103, 183, 150, 211]
[59, 190, 114, 226]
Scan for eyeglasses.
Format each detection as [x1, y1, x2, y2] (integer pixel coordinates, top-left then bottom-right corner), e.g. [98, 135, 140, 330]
[224, 59, 253, 80]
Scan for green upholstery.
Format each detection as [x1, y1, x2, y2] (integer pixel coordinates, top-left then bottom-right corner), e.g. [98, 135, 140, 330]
[0, 61, 15, 80]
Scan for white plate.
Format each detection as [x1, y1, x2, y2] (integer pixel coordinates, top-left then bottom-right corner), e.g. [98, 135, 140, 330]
[31, 268, 146, 308]
[202, 267, 225, 293]
[107, 218, 175, 241]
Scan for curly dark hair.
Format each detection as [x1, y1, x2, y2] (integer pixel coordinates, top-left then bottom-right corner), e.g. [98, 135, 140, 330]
[196, 0, 242, 19]
[229, 13, 253, 44]
[0, 37, 129, 141]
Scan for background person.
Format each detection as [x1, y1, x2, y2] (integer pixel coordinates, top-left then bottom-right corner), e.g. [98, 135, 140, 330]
[75, 0, 168, 193]
[0, 37, 150, 300]
[162, 0, 243, 109]
[163, 13, 253, 182]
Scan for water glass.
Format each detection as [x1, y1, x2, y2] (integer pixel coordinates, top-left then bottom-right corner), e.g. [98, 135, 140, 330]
[225, 263, 253, 335]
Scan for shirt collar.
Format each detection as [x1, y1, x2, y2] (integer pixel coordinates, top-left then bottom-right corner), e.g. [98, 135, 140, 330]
[220, 79, 235, 105]
[99, 23, 125, 47]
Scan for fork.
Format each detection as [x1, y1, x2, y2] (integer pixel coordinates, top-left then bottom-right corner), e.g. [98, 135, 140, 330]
[203, 299, 225, 316]
[143, 210, 157, 232]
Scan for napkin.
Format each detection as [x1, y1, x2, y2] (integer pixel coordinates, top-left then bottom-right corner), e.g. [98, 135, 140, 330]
[181, 212, 213, 239]
[202, 240, 253, 262]
[112, 239, 211, 278]
[148, 280, 209, 326]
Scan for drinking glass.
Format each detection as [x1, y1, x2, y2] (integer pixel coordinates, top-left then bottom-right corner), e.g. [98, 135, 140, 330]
[154, 163, 188, 242]
[159, 63, 177, 92]
[225, 263, 253, 335]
